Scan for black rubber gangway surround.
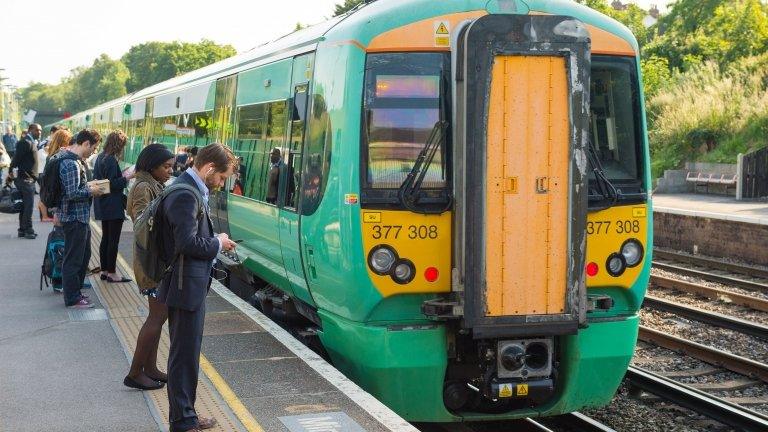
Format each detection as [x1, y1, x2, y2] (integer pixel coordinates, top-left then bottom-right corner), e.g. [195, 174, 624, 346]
[456, 14, 591, 338]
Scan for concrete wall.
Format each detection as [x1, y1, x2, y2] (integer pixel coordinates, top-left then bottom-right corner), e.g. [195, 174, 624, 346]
[655, 163, 738, 195]
[654, 169, 691, 194]
[654, 212, 768, 266]
[684, 162, 737, 175]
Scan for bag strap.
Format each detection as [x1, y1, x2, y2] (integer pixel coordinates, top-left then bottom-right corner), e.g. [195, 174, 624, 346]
[159, 182, 206, 290]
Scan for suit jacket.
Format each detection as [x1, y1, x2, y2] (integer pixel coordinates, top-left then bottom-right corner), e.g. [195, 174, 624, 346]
[93, 152, 128, 220]
[157, 172, 219, 311]
[9, 134, 38, 180]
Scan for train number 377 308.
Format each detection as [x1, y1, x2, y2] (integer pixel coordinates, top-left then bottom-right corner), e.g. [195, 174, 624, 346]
[587, 220, 641, 235]
[371, 225, 439, 240]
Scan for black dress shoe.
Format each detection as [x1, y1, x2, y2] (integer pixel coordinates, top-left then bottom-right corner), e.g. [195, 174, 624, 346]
[123, 375, 164, 390]
[24, 232, 37, 239]
[106, 276, 132, 283]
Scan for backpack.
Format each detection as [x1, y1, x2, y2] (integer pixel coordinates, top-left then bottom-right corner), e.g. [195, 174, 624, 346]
[134, 183, 204, 284]
[40, 226, 65, 290]
[40, 152, 80, 209]
[0, 184, 22, 214]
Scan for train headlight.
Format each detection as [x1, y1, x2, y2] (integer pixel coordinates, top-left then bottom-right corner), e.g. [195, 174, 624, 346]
[621, 239, 644, 267]
[369, 246, 397, 275]
[606, 253, 626, 277]
[392, 260, 415, 284]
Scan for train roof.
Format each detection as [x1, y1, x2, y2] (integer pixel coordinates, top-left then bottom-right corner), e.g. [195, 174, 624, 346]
[59, 0, 639, 125]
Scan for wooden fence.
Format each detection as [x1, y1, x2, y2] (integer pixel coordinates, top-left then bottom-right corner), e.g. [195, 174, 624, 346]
[741, 146, 768, 199]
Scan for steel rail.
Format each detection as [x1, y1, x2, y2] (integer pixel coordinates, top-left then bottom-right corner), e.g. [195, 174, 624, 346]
[650, 275, 768, 313]
[643, 295, 768, 340]
[652, 261, 768, 294]
[655, 249, 768, 280]
[625, 366, 768, 432]
[638, 326, 768, 383]
[546, 412, 617, 432]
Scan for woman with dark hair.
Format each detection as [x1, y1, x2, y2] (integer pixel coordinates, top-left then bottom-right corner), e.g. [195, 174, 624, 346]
[93, 130, 134, 283]
[124, 143, 175, 390]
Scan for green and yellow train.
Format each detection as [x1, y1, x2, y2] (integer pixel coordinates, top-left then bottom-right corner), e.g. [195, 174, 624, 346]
[55, 0, 651, 422]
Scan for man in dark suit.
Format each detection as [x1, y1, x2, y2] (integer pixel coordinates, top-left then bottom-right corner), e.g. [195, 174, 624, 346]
[8, 123, 42, 239]
[157, 143, 237, 432]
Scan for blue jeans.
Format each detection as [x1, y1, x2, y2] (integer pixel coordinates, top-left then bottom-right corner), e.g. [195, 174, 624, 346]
[62, 221, 91, 306]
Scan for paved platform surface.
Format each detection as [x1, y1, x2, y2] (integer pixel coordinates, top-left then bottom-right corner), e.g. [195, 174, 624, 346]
[653, 193, 768, 225]
[0, 213, 157, 432]
[0, 202, 416, 431]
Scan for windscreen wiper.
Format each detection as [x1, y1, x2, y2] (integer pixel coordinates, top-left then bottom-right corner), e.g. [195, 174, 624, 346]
[586, 141, 619, 208]
[398, 120, 451, 214]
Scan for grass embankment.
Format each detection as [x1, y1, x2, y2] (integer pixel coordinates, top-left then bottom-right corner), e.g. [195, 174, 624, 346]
[648, 54, 768, 178]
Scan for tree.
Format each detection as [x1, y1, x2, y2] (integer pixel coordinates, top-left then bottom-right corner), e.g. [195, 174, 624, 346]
[67, 54, 129, 112]
[121, 40, 236, 93]
[644, 0, 768, 71]
[576, 0, 652, 47]
[333, 0, 363, 16]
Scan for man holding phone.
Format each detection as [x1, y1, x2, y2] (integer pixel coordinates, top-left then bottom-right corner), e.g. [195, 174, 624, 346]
[156, 143, 237, 432]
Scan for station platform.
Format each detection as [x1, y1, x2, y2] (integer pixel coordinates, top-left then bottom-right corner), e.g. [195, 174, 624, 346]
[652, 193, 768, 266]
[0, 210, 417, 432]
[653, 193, 768, 225]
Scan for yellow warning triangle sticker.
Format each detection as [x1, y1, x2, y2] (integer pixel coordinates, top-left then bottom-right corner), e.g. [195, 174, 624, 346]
[436, 22, 449, 35]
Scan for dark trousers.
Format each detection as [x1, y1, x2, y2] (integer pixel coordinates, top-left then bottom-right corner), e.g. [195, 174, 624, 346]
[14, 177, 35, 234]
[62, 221, 91, 306]
[99, 219, 123, 273]
[167, 303, 206, 432]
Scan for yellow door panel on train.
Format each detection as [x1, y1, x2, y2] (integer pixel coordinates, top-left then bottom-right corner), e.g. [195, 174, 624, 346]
[485, 55, 569, 317]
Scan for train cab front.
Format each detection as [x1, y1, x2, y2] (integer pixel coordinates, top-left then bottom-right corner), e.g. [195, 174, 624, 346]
[334, 7, 648, 423]
[417, 14, 648, 419]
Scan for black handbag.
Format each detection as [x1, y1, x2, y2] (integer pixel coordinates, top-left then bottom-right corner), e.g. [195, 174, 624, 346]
[0, 184, 22, 214]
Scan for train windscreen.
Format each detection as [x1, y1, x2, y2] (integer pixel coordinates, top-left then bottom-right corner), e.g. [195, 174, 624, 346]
[589, 56, 645, 193]
[362, 52, 450, 191]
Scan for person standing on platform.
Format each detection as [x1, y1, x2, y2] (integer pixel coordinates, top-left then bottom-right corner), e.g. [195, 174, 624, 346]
[123, 143, 175, 391]
[8, 123, 42, 239]
[93, 130, 134, 283]
[157, 143, 237, 432]
[57, 129, 105, 309]
[2, 126, 17, 160]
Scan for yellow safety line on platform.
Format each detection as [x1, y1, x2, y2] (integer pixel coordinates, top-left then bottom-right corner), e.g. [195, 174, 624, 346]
[199, 355, 265, 432]
[95, 221, 264, 432]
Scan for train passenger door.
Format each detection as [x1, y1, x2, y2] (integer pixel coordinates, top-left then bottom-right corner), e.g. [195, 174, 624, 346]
[211, 75, 237, 235]
[278, 53, 314, 306]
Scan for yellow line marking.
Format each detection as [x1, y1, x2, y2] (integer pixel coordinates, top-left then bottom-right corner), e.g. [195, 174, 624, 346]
[94, 221, 264, 432]
[200, 355, 265, 432]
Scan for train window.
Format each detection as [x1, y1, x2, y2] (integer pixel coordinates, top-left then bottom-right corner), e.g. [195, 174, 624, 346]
[589, 56, 644, 185]
[300, 92, 332, 216]
[233, 103, 269, 200]
[152, 116, 177, 151]
[176, 111, 212, 149]
[284, 84, 309, 209]
[362, 52, 450, 192]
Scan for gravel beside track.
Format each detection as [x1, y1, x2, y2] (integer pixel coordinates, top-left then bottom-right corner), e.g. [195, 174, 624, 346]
[653, 266, 768, 302]
[647, 283, 768, 326]
[640, 309, 768, 363]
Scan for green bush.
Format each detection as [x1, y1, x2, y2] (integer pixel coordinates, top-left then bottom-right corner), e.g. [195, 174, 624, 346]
[648, 60, 768, 178]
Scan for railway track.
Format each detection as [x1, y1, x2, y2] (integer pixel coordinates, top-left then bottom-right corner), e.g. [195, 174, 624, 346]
[625, 366, 768, 432]
[653, 249, 768, 295]
[637, 326, 768, 382]
[654, 249, 768, 280]
[642, 295, 768, 339]
[649, 274, 768, 313]
[415, 412, 616, 432]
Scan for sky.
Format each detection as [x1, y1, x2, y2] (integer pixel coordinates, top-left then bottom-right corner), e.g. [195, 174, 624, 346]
[0, 0, 673, 88]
